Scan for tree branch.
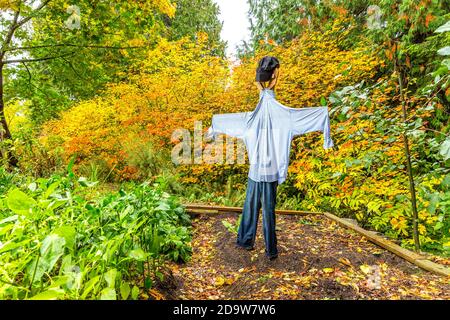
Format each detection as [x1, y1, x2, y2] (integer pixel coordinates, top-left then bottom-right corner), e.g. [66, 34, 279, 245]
[6, 43, 146, 52]
[1, 0, 52, 57]
[419, 126, 449, 137]
[21, 61, 52, 100]
[0, 7, 21, 56]
[3, 51, 76, 64]
[59, 55, 86, 80]
[15, 0, 52, 29]
[22, 61, 32, 83]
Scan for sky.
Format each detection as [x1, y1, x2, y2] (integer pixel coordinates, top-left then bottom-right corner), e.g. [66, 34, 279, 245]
[214, 0, 251, 60]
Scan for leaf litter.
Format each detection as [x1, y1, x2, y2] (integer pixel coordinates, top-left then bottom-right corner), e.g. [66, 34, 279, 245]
[156, 213, 449, 300]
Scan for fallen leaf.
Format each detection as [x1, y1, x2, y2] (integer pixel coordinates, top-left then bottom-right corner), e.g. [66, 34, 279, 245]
[338, 257, 352, 267]
[215, 277, 225, 286]
[322, 268, 334, 274]
[360, 264, 371, 274]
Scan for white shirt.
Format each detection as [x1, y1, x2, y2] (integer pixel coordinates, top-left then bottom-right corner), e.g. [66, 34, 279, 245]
[206, 89, 334, 184]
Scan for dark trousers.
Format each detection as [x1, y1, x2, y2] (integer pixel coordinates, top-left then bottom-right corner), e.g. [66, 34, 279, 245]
[236, 177, 278, 258]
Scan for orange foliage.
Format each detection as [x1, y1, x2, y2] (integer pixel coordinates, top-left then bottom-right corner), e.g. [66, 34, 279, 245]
[42, 19, 382, 183]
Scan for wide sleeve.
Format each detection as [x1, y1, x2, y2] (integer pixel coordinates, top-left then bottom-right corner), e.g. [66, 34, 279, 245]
[290, 106, 334, 149]
[205, 112, 248, 140]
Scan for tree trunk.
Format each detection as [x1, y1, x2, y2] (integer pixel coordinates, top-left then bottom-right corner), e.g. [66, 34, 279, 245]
[395, 62, 420, 252]
[0, 63, 19, 168]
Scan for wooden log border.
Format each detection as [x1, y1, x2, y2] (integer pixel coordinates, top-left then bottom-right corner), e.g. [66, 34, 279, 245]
[184, 204, 450, 277]
[184, 204, 318, 215]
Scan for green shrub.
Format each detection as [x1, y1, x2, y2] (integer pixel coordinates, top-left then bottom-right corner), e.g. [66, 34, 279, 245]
[0, 172, 191, 300]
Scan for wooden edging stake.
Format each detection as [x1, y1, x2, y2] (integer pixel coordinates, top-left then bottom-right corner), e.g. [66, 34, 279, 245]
[322, 212, 450, 277]
[183, 204, 450, 277]
[184, 204, 316, 215]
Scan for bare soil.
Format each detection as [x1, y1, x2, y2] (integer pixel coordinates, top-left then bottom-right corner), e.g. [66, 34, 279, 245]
[156, 213, 449, 300]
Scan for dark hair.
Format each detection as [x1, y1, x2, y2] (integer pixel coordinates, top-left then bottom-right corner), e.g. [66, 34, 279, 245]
[255, 56, 280, 82]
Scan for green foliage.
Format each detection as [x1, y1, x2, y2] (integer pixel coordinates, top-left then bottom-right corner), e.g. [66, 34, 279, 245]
[2, 0, 175, 124]
[180, 175, 247, 208]
[324, 77, 450, 253]
[0, 167, 22, 195]
[2, 0, 224, 126]
[243, 0, 374, 54]
[0, 171, 192, 300]
[222, 214, 242, 234]
[238, 0, 450, 255]
[159, 0, 225, 56]
[1, 0, 449, 265]
[247, 0, 305, 46]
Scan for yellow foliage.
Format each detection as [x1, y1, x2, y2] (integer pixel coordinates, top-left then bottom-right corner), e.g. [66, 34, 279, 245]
[152, 0, 176, 17]
[36, 16, 443, 249]
[41, 18, 383, 185]
[41, 33, 229, 179]
[0, 0, 18, 11]
[5, 100, 32, 132]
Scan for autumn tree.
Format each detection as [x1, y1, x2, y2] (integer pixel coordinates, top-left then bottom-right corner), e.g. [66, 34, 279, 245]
[244, 0, 367, 52]
[0, 0, 176, 166]
[159, 0, 225, 56]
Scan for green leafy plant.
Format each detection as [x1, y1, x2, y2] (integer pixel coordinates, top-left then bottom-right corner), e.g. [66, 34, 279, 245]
[222, 214, 242, 234]
[0, 169, 192, 300]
